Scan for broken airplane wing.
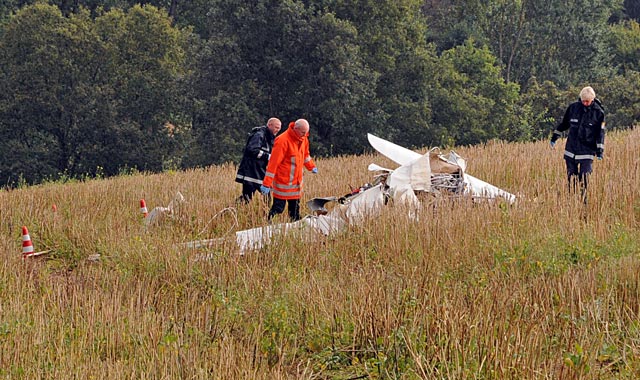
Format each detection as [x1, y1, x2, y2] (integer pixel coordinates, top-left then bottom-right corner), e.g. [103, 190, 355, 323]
[367, 133, 516, 203]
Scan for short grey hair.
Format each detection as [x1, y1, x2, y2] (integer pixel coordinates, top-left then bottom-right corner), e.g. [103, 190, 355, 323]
[579, 86, 596, 101]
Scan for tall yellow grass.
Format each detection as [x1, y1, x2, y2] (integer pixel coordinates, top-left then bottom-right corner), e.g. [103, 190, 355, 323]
[1, 129, 639, 379]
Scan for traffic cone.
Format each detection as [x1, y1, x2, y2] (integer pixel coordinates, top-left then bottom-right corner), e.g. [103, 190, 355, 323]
[140, 199, 148, 218]
[21, 226, 34, 258]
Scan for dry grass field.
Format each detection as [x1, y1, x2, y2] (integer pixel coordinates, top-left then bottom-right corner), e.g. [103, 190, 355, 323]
[1, 129, 639, 379]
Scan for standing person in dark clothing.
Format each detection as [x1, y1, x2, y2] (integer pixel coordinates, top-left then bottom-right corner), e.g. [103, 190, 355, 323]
[235, 118, 282, 203]
[260, 119, 318, 221]
[550, 86, 606, 202]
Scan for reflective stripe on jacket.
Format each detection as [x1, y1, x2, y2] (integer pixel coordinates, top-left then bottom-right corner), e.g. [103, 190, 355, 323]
[262, 126, 316, 200]
[235, 125, 275, 185]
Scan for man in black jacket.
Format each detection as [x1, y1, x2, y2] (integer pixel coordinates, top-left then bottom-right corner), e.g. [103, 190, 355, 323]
[550, 86, 606, 202]
[235, 118, 281, 203]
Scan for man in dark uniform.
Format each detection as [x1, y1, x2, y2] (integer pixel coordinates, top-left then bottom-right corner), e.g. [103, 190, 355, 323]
[235, 117, 281, 203]
[550, 86, 606, 203]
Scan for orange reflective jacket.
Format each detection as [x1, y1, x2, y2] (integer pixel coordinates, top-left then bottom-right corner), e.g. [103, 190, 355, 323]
[262, 126, 316, 200]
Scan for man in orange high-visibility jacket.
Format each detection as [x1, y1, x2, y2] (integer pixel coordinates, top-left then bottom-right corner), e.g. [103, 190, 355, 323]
[260, 119, 317, 221]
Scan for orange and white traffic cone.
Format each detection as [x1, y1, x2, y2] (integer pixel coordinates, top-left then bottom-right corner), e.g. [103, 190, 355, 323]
[140, 199, 148, 218]
[21, 226, 34, 258]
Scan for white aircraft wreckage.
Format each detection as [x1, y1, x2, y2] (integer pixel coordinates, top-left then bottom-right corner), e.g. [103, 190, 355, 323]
[185, 134, 516, 256]
[144, 191, 186, 226]
[366, 133, 516, 203]
[183, 134, 516, 255]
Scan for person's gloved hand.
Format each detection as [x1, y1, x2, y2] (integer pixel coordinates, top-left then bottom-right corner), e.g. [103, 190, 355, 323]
[311, 167, 318, 174]
[597, 154, 603, 161]
[550, 141, 556, 149]
[260, 185, 270, 195]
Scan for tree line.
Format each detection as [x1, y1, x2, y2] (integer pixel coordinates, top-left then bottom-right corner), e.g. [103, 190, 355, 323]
[1, 0, 639, 187]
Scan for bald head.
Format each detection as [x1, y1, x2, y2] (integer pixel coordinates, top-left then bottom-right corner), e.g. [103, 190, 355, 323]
[266, 117, 281, 135]
[294, 119, 309, 136]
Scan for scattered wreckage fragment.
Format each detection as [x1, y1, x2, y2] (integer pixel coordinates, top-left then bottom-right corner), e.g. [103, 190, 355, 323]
[186, 184, 385, 256]
[144, 191, 185, 226]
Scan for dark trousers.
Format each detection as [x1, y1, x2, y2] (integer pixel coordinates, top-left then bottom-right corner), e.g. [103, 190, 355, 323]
[237, 182, 261, 204]
[565, 158, 592, 202]
[268, 197, 301, 221]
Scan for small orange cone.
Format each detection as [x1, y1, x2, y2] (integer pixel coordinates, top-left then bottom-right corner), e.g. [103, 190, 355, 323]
[140, 199, 148, 218]
[52, 204, 57, 212]
[22, 226, 34, 258]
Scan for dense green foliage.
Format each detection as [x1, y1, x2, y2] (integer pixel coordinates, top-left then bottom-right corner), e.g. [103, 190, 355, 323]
[1, 0, 639, 186]
[0, 4, 189, 185]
